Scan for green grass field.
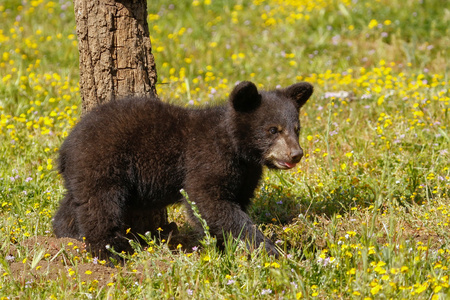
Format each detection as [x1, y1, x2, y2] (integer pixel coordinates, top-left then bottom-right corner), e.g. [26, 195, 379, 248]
[0, 0, 449, 298]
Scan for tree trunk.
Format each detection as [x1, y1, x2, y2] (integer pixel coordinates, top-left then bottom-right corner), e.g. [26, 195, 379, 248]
[74, 0, 158, 112]
[73, 0, 168, 233]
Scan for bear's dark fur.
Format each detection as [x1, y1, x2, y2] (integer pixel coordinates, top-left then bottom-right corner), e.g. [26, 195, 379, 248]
[53, 81, 313, 258]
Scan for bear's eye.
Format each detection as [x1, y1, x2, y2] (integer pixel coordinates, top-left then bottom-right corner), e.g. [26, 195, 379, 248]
[269, 127, 279, 134]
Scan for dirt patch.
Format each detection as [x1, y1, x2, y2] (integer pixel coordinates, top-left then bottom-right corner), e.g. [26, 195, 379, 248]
[2, 231, 200, 288]
[4, 236, 116, 287]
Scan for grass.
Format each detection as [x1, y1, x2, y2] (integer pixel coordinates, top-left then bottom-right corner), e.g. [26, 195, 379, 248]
[0, 0, 449, 298]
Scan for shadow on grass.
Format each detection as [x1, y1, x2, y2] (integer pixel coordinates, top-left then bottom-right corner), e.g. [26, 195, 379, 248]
[251, 180, 378, 226]
[247, 176, 381, 256]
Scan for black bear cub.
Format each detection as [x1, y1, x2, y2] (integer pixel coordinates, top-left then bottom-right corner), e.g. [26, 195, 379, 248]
[53, 81, 313, 258]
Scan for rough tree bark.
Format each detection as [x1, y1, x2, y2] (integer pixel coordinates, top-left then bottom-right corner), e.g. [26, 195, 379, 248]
[74, 0, 158, 112]
[73, 0, 169, 234]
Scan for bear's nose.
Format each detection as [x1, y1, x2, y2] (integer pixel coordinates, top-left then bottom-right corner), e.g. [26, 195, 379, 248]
[291, 149, 303, 162]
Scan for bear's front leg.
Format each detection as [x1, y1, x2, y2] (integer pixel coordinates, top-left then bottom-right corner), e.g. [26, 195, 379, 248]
[183, 194, 279, 257]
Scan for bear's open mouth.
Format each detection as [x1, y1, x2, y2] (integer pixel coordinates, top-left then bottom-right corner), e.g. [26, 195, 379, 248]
[274, 160, 297, 169]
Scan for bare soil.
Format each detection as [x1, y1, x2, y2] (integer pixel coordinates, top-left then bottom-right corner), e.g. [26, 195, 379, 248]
[4, 230, 200, 288]
[6, 236, 115, 286]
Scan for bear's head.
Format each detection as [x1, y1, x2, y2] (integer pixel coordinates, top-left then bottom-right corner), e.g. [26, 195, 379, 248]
[228, 81, 313, 169]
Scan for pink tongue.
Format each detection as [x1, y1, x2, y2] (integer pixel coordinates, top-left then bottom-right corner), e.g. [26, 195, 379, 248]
[284, 162, 297, 169]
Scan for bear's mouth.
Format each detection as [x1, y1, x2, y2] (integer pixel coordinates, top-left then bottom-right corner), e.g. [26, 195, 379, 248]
[273, 160, 297, 169]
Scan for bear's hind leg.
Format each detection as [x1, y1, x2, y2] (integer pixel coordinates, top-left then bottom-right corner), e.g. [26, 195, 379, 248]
[76, 187, 131, 259]
[53, 193, 81, 239]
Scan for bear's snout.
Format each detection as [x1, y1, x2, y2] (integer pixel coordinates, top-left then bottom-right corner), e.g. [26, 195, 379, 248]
[264, 136, 304, 170]
[290, 148, 303, 163]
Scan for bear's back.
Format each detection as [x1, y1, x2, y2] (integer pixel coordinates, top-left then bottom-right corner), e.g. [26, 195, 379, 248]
[59, 98, 190, 193]
[58, 97, 230, 206]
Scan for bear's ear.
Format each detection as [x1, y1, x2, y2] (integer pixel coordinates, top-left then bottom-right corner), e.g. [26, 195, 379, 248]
[283, 82, 313, 109]
[230, 81, 262, 112]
